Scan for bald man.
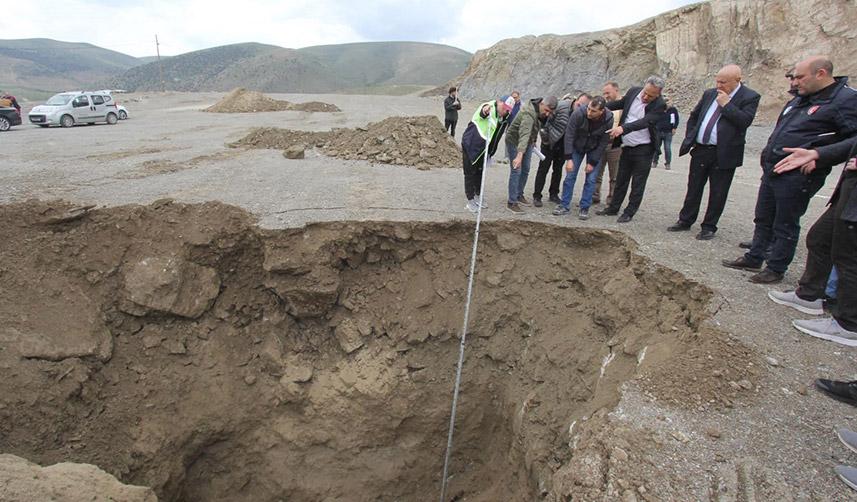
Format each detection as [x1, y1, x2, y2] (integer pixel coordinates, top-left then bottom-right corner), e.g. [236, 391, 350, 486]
[670, 65, 760, 240]
[723, 56, 857, 284]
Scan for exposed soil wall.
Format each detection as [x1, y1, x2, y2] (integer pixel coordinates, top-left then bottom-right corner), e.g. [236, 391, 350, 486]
[0, 200, 759, 501]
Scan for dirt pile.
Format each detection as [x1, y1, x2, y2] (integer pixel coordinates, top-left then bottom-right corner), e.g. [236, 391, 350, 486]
[0, 200, 759, 501]
[203, 88, 340, 113]
[232, 115, 461, 169]
[0, 454, 157, 502]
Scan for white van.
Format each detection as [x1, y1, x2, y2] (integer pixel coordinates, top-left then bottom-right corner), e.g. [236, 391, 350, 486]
[28, 91, 120, 128]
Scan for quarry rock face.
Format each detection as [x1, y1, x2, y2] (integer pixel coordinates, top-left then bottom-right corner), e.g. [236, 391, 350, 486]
[451, 0, 857, 119]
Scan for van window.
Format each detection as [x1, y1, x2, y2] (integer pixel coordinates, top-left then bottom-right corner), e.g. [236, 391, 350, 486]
[72, 96, 89, 108]
[91, 95, 105, 105]
[46, 94, 74, 106]
[103, 95, 112, 103]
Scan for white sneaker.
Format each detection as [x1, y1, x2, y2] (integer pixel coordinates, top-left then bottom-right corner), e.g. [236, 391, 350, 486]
[768, 290, 824, 315]
[473, 196, 487, 208]
[835, 465, 857, 491]
[792, 318, 857, 347]
[837, 427, 857, 455]
[465, 199, 478, 213]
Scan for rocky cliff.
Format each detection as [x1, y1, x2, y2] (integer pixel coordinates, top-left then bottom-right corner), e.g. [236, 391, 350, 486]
[450, 0, 857, 120]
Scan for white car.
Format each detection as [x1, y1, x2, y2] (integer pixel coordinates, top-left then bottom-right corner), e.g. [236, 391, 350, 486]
[29, 91, 120, 128]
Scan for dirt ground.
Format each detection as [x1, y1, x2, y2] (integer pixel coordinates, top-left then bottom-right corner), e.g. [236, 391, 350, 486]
[0, 91, 855, 501]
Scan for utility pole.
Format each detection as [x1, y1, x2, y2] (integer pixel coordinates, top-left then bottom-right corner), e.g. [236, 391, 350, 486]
[155, 34, 165, 93]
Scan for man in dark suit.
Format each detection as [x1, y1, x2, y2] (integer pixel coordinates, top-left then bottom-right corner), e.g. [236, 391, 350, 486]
[596, 76, 667, 223]
[668, 65, 761, 240]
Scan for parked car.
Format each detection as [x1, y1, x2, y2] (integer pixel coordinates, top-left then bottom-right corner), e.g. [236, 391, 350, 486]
[28, 91, 120, 128]
[0, 106, 22, 131]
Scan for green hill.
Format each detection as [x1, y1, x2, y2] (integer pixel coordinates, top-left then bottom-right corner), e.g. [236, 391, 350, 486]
[0, 38, 142, 99]
[111, 41, 472, 94]
[0, 38, 472, 98]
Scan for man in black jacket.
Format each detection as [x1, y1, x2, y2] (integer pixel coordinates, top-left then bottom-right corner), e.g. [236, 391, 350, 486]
[668, 65, 761, 240]
[766, 136, 857, 344]
[723, 56, 857, 283]
[533, 95, 575, 206]
[553, 96, 613, 219]
[596, 76, 667, 223]
[653, 98, 679, 169]
[444, 87, 462, 137]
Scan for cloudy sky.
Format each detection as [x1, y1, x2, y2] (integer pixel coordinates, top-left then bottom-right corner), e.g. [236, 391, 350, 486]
[5, 0, 698, 57]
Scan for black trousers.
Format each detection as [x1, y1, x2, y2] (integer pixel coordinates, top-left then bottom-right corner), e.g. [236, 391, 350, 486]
[677, 146, 737, 232]
[745, 171, 825, 274]
[532, 141, 564, 199]
[607, 143, 654, 217]
[445, 119, 457, 137]
[462, 151, 483, 200]
[797, 174, 857, 331]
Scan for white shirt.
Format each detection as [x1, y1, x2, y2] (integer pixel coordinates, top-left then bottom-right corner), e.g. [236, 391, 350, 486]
[622, 91, 651, 147]
[696, 83, 742, 145]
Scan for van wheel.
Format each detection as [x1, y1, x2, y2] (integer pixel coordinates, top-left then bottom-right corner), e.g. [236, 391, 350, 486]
[118, 110, 127, 120]
[0, 117, 9, 132]
[106, 113, 118, 125]
[60, 115, 74, 128]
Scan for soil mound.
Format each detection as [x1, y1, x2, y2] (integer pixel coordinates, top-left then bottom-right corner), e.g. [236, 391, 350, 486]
[0, 454, 156, 502]
[232, 115, 461, 169]
[204, 88, 340, 113]
[0, 199, 760, 501]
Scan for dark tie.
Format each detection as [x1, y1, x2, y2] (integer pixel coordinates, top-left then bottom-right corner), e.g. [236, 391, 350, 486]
[701, 105, 721, 144]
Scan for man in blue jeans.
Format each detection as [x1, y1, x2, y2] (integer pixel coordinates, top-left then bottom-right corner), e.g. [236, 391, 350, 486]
[553, 96, 614, 219]
[504, 96, 558, 213]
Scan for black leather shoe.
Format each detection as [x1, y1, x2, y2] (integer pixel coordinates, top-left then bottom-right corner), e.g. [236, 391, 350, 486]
[596, 208, 618, 216]
[548, 195, 561, 204]
[696, 229, 716, 240]
[738, 240, 753, 249]
[533, 197, 543, 208]
[667, 222, 691, 232]
[816, 379, 857, 407]
[749, 269, 784, 284]
[616, 214, 632, 223]
[721, 256, 763, 272]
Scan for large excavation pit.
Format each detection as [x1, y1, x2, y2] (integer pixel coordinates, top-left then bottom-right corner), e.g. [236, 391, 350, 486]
[0, 201, 755, 501]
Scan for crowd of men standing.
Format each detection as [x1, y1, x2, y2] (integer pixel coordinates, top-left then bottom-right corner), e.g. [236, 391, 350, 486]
[452, 55, 857, 488]
[453, 55, 857, 349]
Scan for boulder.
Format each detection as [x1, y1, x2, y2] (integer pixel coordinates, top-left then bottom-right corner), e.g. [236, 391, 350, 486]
[122, 257, 221, 319]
